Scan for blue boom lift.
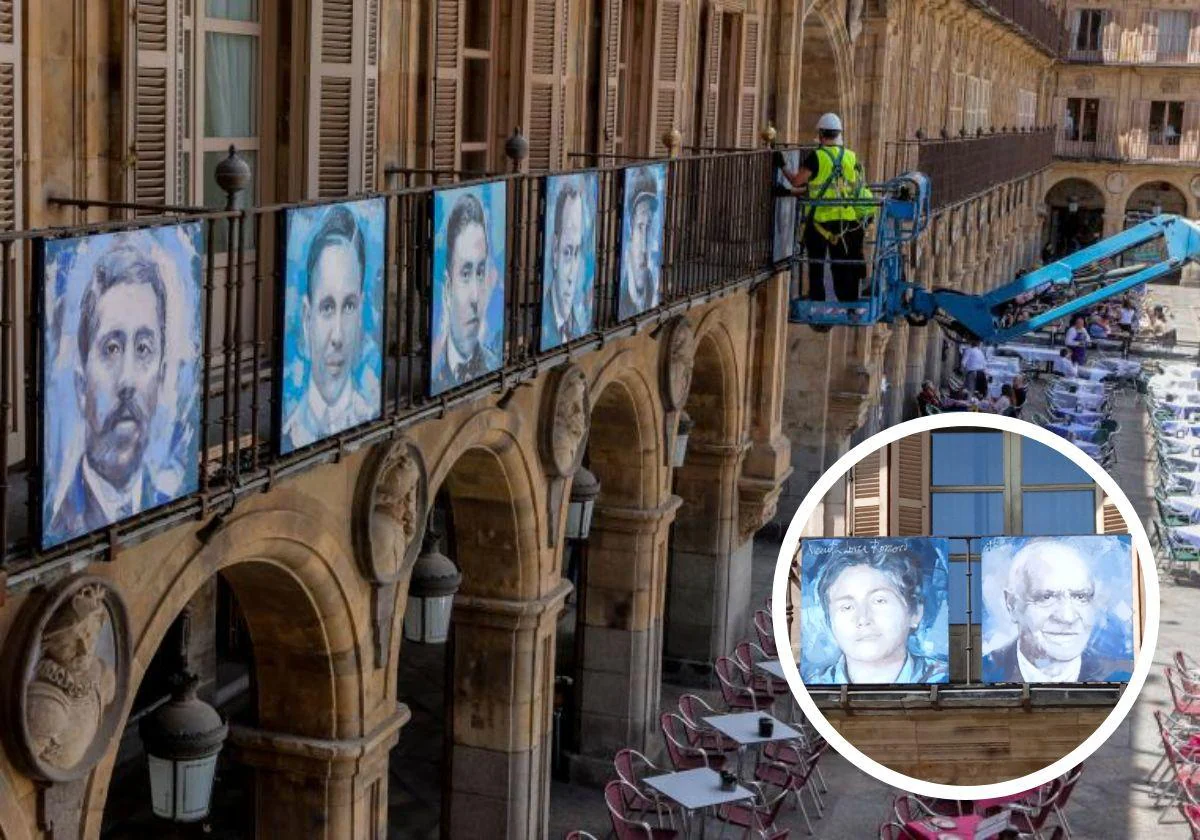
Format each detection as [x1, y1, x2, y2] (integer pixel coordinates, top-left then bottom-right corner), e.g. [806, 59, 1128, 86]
[785, 170, 1200, 343]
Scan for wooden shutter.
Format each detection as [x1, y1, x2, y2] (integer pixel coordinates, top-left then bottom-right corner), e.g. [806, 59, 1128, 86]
[308, 0, 372, 198]
[697, 2, 722, 148]
[0, 0, 21, 465]
[649, 0, 684, 155]
[736, 13, 761, 149]
[1052, 95, 1065, 135]
[1097, 98, 1116, 151]
[1189, 11, 1200, 64]
[128, 0, 181, 207]
[527, 0, 569, 171]
[849, 448, 888, 537]
[1182, 102, 1200, 162]
[949, 71, 965, 135]
[598, 0, 622, 156]
[431, 0, 461, 172]
[889, 433, 929, 536]
[1129, 99, 1150, 159]
[1097, 496, 1126, 534]
[362, 0, 379, 190]
[1141, 9, 1159, 62]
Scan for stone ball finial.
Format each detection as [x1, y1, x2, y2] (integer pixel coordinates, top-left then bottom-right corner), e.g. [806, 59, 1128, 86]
[505, 127, 529, 164]
[214, 145, 251, 202]
[761, 123, 778, 146]
[915, 128, 925, 140]
[662, 128, 682, 156]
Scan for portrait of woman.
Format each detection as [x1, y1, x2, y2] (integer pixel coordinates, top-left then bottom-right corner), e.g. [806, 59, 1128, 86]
[800, 538, 950, 685]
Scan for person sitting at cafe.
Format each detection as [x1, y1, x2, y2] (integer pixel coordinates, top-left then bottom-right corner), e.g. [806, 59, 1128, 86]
[942, 387, 976, 411]
[1053, 347, 1078, 378]
[1011, 373, 1028, 409]
[991, 384, 1017, 417]
[1087, 313, 1110, 339]
[917, 380, 943, 414]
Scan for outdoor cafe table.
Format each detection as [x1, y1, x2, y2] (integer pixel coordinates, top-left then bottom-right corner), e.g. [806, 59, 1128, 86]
[1168, 453, 1200, 473]
[1052, 391, 1107, 411]
[1160, 420, 1200, 439]
[703, 712, 802, 779]
[1170, 473, 1200, 496]
[1170, 524, 1200, 549]
[755, 660, 786, 680]
[1045, 422, 1101, 442]
[1071, 439, 1102, 458]
[643, 767, 754, 839]
[1161, 402, 1200, 420]
[1165, 496, 1200, 524]
[1051, 407, 1103, 425]
[998, 344, 1061, 365]
[1092, 357, 1141, 378]
[905, 813, 983, 840]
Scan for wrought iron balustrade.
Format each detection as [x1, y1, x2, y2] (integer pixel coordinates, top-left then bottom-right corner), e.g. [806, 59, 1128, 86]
[1, 149, 778, 577]
[968, 0, 1066, 56]
[1054, 130, 1200, 164]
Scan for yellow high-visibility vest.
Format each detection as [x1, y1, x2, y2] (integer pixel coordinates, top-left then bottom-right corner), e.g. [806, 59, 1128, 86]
[808, 145, 873, 225]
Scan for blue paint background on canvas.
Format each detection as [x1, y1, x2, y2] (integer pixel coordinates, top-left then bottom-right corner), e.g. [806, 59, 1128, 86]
[618, 163, 667, 318]
[799, 537, 951, 684]
[430, 181, 507, 395]
[280, 198, 386, 454]
[540, 173, 598, 351]
[980, 535, 1134, 670]
[41, 223, 204, 548]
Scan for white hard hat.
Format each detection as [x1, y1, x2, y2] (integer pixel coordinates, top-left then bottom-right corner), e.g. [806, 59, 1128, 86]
[817, 113, 843, 133]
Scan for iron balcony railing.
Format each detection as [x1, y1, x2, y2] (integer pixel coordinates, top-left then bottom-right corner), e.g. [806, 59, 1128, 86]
[1, 150, 778, 577]
[1054, 130, 1200, 164]
[883, 128, 1055, 212]
[968, 0, 1067, 56]
[1065, 29, 1199, 65]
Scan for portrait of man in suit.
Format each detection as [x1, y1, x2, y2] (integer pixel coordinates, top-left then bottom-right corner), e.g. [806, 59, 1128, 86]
[540, 174, 596, 351]
[430, 184, 506, 396]
[982, 537, 1133, 684]
[618, 165, 665, 321]
[48, 245, 175, 542]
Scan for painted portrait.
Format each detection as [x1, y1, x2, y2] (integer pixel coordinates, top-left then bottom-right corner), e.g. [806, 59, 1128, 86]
[774, 149, 801, 263]
[618, 163, 667, 321]
[430, 181, 507, 396]
[800, 537, 951, 685]
[40, 224, 203, 550]
[540, 173, 598, 351]
[980, 535, 1134, 684]
[280, 198, 385, 454]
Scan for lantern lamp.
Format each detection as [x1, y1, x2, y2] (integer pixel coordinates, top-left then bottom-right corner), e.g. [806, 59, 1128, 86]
[672, 411, 694, 468]
[404, 528, 462, 644]
[565, 467, 601, 541]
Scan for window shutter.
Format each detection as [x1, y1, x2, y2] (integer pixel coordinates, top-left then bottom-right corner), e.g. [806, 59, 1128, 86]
[432, 0, 461, 171]
[527, 0, 569, 171]
[1129, 99, 1150, 158]
[849, 448, 888, 537]
[1142, 10, 1159, 62]
[697, 2, 722, 149]
[362, 0, 379, 190]
[0, 0, 21, 465]
[736, 13, 761, 149]
[128, 0, 180, 207]
[1097, 97, 1116, 149]
[649, 0, 684, 155]
[889, 433, 929, 536]
[1182, 102, 1200, 162]
[1097, 496, 1126, 534]
[598, 0, 622, 156]
[1189, 12, 1200, 64]
[308, 0, 368, 198]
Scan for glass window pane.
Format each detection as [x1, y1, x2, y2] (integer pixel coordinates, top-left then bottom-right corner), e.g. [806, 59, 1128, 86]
[931, 492, 1004, 553]
[463, 2, 491, 50]
[1020, 437, 1091, 485]
[203, 150, 256, 251]
[1021, 490, 1095, 536]
[207, 0, 257, 21]
[931, 432, 1003, 486]
[462, 58, 490, 144]
[204, 33, 257, 137]
[948, 561, 983, 624]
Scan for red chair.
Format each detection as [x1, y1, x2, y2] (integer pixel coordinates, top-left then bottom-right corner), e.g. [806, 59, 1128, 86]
[754, 609, 778, 657]
[892, 794, 939, 825]
[564, 833, 600, 840]
[713, 780, 791, 840]
[878, 822, 919, 839]
[678, 693, 739, 754]
[734, 641, 789, 699]
[1181, 802, 1200, 839]
[753, 748, 823, 834]
[660, 712, 725, 771]
[1153, 710, 1200, 813]
[1007, 780, 1063, 840]
[1166, 666, 1200, 730]
[604, 780, 679, 839]
[614, 748, 678, 829]
[715, 656, 770, 711]
[1050, 765, 1082, 837]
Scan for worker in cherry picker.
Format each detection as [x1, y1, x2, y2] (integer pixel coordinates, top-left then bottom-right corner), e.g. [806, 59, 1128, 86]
[777, 113, 875, 304]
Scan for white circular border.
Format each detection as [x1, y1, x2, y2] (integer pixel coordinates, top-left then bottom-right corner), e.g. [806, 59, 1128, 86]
[770, 412, 1160, 800]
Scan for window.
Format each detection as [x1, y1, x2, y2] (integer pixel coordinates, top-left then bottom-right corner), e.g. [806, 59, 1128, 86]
[1159, 11, 1191, 60]
[963, 77, 991, 134]
[1065, 97, 1099, 142]
[1017, 90, 1037, 129]
[1073, 9, 1104, 53]
[460, 2, 493, 174]
[1149, 100, 1184, 145]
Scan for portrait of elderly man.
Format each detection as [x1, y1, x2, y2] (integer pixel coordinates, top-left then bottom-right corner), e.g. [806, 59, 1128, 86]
[47, 245, 176, 543]
[618, 165, 665, 321]
[802, 539, 949, 685]
[982, 538, 1133, 684]
[282, 203, 380, 452]
[431, 187, 505, 396]
[540, 175, 596, 351]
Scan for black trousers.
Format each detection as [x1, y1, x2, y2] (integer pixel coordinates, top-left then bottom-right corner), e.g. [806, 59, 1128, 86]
[805, 220, 866, 302]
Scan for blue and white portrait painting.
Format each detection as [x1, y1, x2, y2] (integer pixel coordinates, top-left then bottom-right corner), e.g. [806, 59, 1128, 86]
[40, 224, 204, 549]
[430, 181, 507, 396]
[280, 198, 385, 454]
[618, 164, 666, 321]
[774, 149, 800, 263]
[800, 537, 950, 685]
[540, 173, 598, 351]
[981, 535, 1134, 684]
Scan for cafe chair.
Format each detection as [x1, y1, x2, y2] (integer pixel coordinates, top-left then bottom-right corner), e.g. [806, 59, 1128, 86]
[715, 656, 772, 712]
[604, 780, 679, 840]
[733, 641, 789, 699]
[753, 749, 824, 834]
[564, 832, 600, 840]
[678, 694, 739, 755]
[753, 610, 778, 657]
[660, 713, 725, 772]
[713, 778, 791, 840]
[892, 794, 939, 825]
[878, 821, 919, 840]
[1007, 779, 1062, 839]
[1180, 802, 1200, 839]
[614, 748, 678, 829]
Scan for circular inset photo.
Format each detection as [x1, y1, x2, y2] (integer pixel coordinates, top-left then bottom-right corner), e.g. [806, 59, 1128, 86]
[771, 413, 1158, 800]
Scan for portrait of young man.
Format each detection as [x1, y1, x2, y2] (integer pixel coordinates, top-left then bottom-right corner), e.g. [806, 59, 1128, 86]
[618, 164, 666, 321]
[430, 183, 507, 396]
[981, 536, 1134, 684]
[800, 537, 950, 686]
[540, 173, 597, 351]
[281, 199, 385, 454]
[41, 225, 204, 549]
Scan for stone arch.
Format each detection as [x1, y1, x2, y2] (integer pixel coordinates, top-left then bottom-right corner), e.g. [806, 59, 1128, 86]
[1044, 174, 1107, 208]
[1043, 177, 1107, 259]
[587, 350, 665, 508]
[690, 312, 744, 448]
[86, 496, 374, 837]
[1123, 177, 1190, 219]
[795, 1, 857, 145]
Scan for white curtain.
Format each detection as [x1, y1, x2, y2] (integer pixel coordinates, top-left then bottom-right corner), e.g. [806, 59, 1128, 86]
[205, 32, 256, 138]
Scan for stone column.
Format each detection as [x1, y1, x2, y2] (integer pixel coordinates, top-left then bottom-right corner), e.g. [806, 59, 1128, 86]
[1103, 208, 1125, 239]
[571, 497, 679, 784]
[227, 705, 409, 839]
[445, 581, 570, 839]
[904, 324, 929, 418]
[667, 440, 750, 676]
[778, 326, 834, 524]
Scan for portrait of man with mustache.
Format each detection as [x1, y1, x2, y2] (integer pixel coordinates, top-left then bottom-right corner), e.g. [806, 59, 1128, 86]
[48, 245, 175, 542]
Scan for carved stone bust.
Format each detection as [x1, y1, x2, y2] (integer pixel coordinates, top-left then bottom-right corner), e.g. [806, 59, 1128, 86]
[4, 575, 129, 782]
[541, 365, 591, 478]
[660, 317, 696, 413]
[355, 439, 428, 586]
